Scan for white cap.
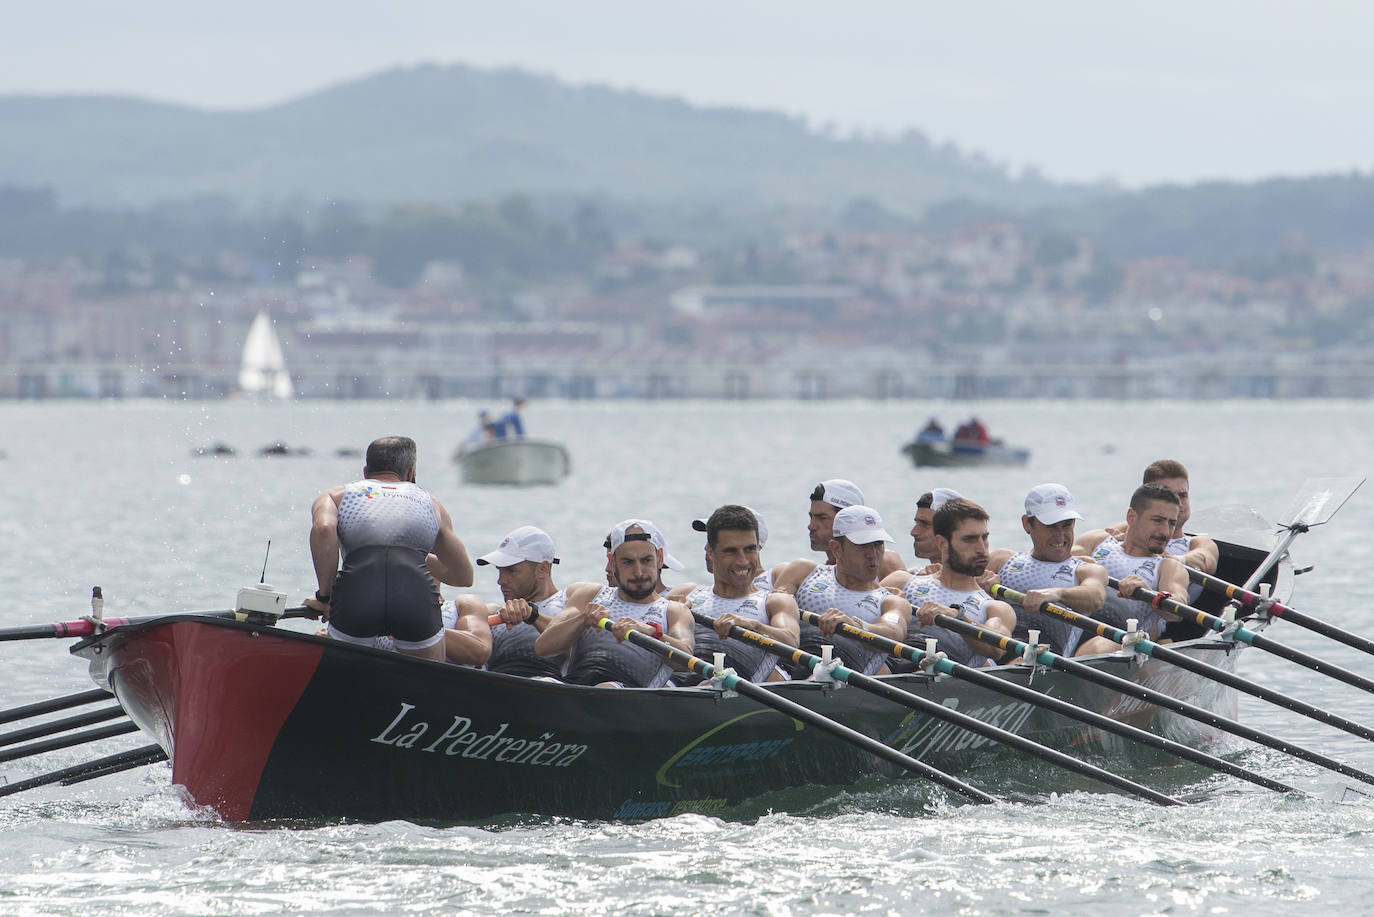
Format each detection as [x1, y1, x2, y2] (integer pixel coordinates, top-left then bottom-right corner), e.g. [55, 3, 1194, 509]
[608, 518, 686, 571]
[931, 487, 962, 510]
[476, 525, 559, 566]
[831, 505, 894, 545]
[812, 478, 865, 509]
[691, 506, 769, 548]
[1024, 483, 1083, 525]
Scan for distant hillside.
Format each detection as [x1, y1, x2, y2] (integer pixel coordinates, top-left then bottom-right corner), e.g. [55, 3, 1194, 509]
[0, 63, 1104, 212]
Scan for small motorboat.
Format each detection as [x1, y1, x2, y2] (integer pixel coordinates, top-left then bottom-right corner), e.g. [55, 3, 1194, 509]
[901, 438, 1030, 468]
[456, 437, 570, 486]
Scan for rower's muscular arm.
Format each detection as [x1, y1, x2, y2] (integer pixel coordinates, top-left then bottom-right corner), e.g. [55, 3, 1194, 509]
[535, 584, 599, 656]
[308, 488, 344, 608]
[663, 600, 694, 654]
[1178, 535, 1219, 575]
[445, 596, 493, 666]
[867, 594, 911, 643]
[1155, 558, 1191, 622]
[1022, 563, 1108, 615]
[428, 499, 474, 587]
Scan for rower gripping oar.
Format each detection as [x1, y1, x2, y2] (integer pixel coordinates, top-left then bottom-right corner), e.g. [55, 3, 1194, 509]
[783, 610, 1292, 795]
[1188, 566, 1374, 658]
[698, 610, 1184, 805]
[1109, 576, 1374, 699]
[591, 617, 996, 804]
[987, 583, 1374, 762]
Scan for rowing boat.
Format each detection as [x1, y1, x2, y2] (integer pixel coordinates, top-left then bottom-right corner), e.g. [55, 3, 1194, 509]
[61, 534, 1287, 823]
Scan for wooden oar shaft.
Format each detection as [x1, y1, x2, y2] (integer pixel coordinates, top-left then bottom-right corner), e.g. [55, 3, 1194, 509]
[989, 583, 1374, 762]
[0, 720, 138, 765]
[0, 689, 113, 726]
[1110, 576, 1374, 698]
[719, 611, 1185, 805]
[0, 744, 166, 799]
[937, 605, 1374, 787]
[596, 619, 995, 803]
[0, 704, 128, 749]
[789, 611, 1292, 794]
[1188, 567, 1374, 657]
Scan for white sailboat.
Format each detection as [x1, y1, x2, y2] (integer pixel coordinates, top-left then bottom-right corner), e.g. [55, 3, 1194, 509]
[238, 311, 294, 399]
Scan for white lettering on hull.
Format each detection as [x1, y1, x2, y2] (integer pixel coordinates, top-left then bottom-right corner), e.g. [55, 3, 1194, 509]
[370, 702, 588, 768]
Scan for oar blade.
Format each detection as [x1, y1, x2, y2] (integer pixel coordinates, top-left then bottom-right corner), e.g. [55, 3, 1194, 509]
[1282, 476, 1365, 529]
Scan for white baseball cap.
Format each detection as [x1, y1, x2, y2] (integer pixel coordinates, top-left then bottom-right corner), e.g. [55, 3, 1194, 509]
[811, 478, 865, 509]
[476, 525, 559, 566]
[607, 518, 686, 571]
[691, 506, 769, 548]
[831, 505, 894, 545]
[930, 487, 963, 510]
[1024, 483, 1084, 525]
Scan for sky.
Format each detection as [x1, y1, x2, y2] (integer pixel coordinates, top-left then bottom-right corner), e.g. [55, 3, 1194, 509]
[6, 0, 1374, 188]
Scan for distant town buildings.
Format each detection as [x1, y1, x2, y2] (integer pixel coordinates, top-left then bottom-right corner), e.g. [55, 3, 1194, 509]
[3, 223, 1373, 399]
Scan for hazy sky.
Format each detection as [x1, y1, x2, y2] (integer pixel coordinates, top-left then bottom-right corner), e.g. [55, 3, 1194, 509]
[6, 1, 1374, 188]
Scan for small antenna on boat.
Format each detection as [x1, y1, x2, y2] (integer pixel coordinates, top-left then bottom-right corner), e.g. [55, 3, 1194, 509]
[260, 540, 271, 584]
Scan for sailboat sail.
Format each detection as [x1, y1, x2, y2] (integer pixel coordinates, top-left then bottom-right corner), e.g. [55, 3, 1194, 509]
[239, 311, 294, 398]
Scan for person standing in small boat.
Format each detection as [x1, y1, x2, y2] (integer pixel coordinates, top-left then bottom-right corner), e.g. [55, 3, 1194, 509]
[454, 525, 568, 678]
[306, 435, 474, 661]
[771, 506, 911, 677]
[802, 479, 905, 581]
[981, 483, 1107, 657]
[895, 498, 1017, 669]
[1072, 483, 1191, 654]
[667, 505, 799, 684]
[535, 520, 693, 687]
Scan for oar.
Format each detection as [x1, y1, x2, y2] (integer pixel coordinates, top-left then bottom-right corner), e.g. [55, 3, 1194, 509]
[1188, 566, 1374, 658]
[0, 744, 167, 798]
[1110, 576, 1374, 698]
[694, 611, 1183, 805]
[591, 618, 996, 804]
[987, 583, 1374, 748]
[0, 705, 128, 749]
[0, 689, 113, 726]
[781, 610, 1292, 794]
[0, 720, 139, 765]
[0, 606, 316, 642]
[1241, 475, 1363, 590]
[964, 586, 1374, 786]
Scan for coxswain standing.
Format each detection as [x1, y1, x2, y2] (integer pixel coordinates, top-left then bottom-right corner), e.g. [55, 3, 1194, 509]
[306, 435, 474, 662]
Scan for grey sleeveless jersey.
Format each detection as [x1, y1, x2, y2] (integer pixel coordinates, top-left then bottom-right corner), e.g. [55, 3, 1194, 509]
[337, 479, 439, 559]
[899, 576, 995, 668]
[1089, 537, 1167, 637]
[685, 586, 776, 682]
[1166, 535, 1205, 603]
[489, 589, 569, 679]
[565, 587, 672, 687]
[996, 552, 1087, 656]
[794, 565, 890, 676]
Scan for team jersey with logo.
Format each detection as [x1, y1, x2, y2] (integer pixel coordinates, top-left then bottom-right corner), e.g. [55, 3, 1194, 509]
[996, 553, 1088, 656]
[681, 586, 776, 683]
[1165, 535, 1206, 603]
[899, 575, 995, 668]
[1089, 537, 1168, 638]
[565, 587, 673, 687]
[488, 589, 569, 679]
[794, 565, 891, 676]
[337, 479, 438, 558]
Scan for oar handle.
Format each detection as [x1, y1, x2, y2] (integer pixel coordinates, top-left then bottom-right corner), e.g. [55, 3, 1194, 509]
[593, 618, 997, 803]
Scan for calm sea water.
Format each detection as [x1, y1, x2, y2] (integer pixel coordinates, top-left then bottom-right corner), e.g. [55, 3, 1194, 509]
[2, 398, 1374, 915]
